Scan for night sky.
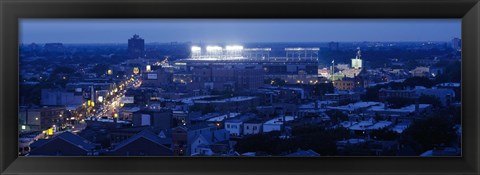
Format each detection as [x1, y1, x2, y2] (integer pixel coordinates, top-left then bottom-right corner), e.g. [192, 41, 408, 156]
[20, 19, 461, 44]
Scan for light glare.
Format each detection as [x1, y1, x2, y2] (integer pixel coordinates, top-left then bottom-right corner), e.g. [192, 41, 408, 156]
[225, 45, 244, 51]
[191, 46, 201, 52]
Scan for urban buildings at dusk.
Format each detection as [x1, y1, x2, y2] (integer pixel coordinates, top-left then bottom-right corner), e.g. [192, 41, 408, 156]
[18, 19, 461, 157]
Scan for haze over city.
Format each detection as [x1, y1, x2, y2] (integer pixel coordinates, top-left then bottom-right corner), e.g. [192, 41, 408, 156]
[20, 19, 460, 44]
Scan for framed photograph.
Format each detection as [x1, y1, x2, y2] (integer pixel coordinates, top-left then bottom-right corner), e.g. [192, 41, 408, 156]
[1, 0, 479, 174]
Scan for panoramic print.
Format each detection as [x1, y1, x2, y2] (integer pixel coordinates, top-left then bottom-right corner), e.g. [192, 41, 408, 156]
[18, 19, 461, 156]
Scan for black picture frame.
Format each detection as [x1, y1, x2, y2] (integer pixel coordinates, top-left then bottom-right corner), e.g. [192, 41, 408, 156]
[1, 0, 479, 174]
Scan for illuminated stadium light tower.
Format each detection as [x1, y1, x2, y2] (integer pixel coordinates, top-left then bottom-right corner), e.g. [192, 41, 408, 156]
[243, 48, 271, 59]
[191, 46, 202, 59]
[285, 48, 320, 60]
[206, 45, 223, 58]
[225, 45, 244, 57]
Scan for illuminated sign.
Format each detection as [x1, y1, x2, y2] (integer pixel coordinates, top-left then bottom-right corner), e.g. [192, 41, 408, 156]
[175, 62, 187, 66]
[47, 128, 54, 136]
[146, 65, 151, 72]
[98, 96, 104, 103]
[133, 67, 140, 75]
[147, 73, 157, 80]
[121, 96, 134, 104]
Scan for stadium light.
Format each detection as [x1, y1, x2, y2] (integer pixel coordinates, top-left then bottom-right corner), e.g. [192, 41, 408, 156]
[225, 45, 244, 51]
[285, 48, 320, 51]
[191, 46, 202, 58]
[244, 48, 271, 51]
[191, 46, 201, 52]
[206, 46, 223, 52]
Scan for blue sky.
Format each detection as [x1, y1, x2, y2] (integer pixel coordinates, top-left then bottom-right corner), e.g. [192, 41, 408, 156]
[19, 19, 461, 44]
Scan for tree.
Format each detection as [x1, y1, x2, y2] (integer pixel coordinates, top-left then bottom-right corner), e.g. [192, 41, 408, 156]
[92, 64, 109, 77]
[265, 78, 286, 86]
[434, 60, 461, 83]
[234, 132, 289, 155]
[364, 86, 381, 101]
[405, 59, 419, 70]
[326, 110, 348, 123]
[235, 125, 352, 156]
[370, 128, 400, 141]
[373, 113, 383, 122]
[52, 66, 75, 75]
[363, 82, 406, 101]
[202, 104, 215, 114]
[312, 83, 334, 96]
[403, 77, 434, 88]
[290, 125, 350, 155]
[418, 95, 442, 108]
[189, 104, 214, 114]
[385, 97, 414, 108]
[401, 115, 457, 154]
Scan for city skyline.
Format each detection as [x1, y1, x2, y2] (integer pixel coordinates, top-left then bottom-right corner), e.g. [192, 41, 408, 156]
[20, 19, 461, 44]
[18, 19, 462, 157]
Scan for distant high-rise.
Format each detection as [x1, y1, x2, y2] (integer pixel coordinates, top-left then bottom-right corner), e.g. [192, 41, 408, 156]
[451, 37, 461, 51]
[328, 41, 339, 51]
[128, 34, 145, 59]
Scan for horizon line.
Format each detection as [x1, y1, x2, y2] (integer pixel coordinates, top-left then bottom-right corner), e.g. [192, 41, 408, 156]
[20, 40, 460, 45]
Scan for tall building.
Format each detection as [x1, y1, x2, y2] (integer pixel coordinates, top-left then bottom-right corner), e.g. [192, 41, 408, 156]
[351, 47, 363, 69]
[19, 106, 66, 131]
[128, 34, 145, 59]
[40, 89, 83, 106]
[451, 37, 461, 51]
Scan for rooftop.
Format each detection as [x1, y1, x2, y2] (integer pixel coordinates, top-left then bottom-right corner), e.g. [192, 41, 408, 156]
[31, 132, 95, 151]
[177, 95, 219, 104]
[299, 100, 336, 109]
[435, 82, 460, 87]
[111, 129, 171, 152]
[327, 102, 382, 111]
[286, 149, 320, 157]
[207, 113, 241, 122]
[369, 104, 431, 113]
[195, 96, 256, 103]
[348, 120, 393, 131]
[264, 116, 296, 125]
